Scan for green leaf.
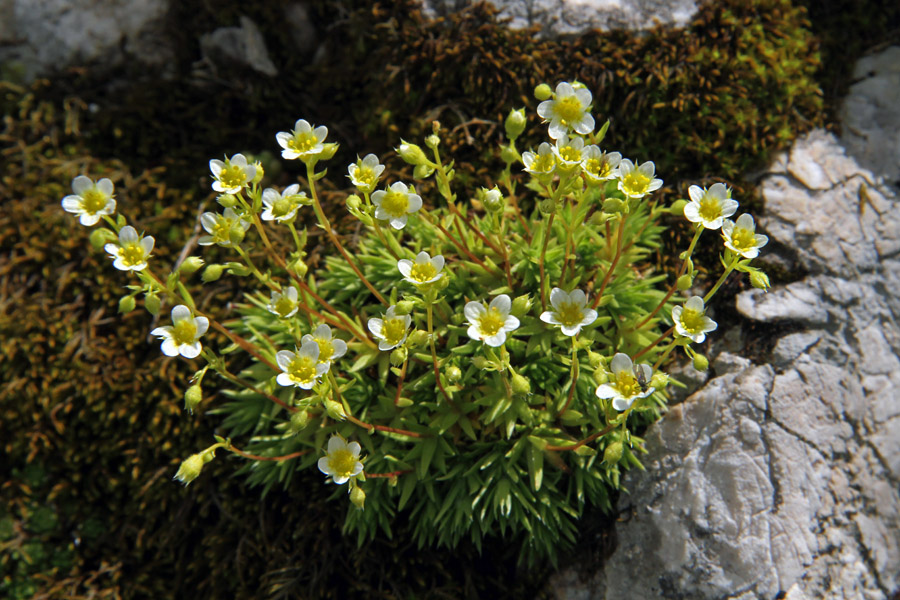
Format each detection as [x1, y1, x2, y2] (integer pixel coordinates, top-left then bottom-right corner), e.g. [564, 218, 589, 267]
[417, 437, 437, 479]
[527, 444, 544, 491]
[397, 473, 416, 511]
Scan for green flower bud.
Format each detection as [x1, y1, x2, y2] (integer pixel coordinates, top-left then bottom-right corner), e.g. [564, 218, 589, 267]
[89, 227, 117, 250]
[750, 270, 770, 292]
[589, 211, 610, 227]
[413, 163, 436, 179]
[505, 108, 527, 140]
[394, 300, 415, 315]
[407, 330, 430, 347]
[693, 354, 709, 371]
[472, 356, 488, 370]
[288, 410, 309, 434]
[593, 367, 609, 385]
[669, 199, 688, 214]
[228, 224, 246, 245]
[316, 143, 339, 161]
[291, 259, 308, 278]
[677, 274, 694, 291]
[202, 264, 225, 282]
[574, 445, 596, 456]
[325, 400, 346, 421]
[217, 194, 238, 208]
[602, 198, 625, 214]
[347, 194, 361, 211]
[184, 384, 202, 413]
[179, 256, 204, 275]
[482, 188, 504, 213]
[511, 294, 532, 318]
[118, 295, 136, 314]
[397, 140, 429, 166]
[649, 372, 669, 391]
[511, 373, 531, 395]
[144, 293, 161, 316]
[425, 134, 441, 149]
[603, 441, 624, 465]
[538, 199, 556, 215]
[251, 161, 265, 184]
[445, 365, 462, 383]
[390, 346, 408, 366]
[500, 144, 519, 164]
[350, 485, 366, 509]
[587, 351, 602, 368]
[174, 453, 206, 486]
[534, 83, 552, 101]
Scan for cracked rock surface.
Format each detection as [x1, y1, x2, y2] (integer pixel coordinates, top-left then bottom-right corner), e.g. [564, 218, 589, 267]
[552, 50, 900, 600]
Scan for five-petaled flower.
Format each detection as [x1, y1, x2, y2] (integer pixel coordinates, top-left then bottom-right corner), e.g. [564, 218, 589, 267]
[398, 251, 445, 287]
[267, 286, 300, 318]
[595, 353, 654, 411]
[672, 296, 717, 343]
[348, 154, 385, 195]
[581, 147, 622, 184]
[261, 184, 308, 222]
[465, 294, 520, 347]
[277, 119, 327, 160]
[553, 134, 586, 170]
[368, 305, 412, 351]
[151, 305, 209, 359]
[61, 175, 116, 226]
[537, 82, 595, 140]
[540, 287, 598, 337]
[684, 183, 738, 230]
[210, 154, 256, 194]
[318, 435, 364, 485]
[301, 324, 347, 365]
[104, 225, 154, 271]
[276, 340, 329, 389]
[616, 159, 663, 200]
[722, 213, 768, 259]
[371, 182, 422, 230]
[522, 142, 557, 178]
[199, 207, 251, 246]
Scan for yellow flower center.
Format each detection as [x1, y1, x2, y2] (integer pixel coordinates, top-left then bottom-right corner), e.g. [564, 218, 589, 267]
[219, 164, 247, 189]
[288, 133, 318, 154]
[355, 167, 376, 186]
[273, 295, 296, 317]
[615, 371, 641, 399]
[380, 191, 409, 217]
[730, 227, 756, 252]
[81, 188, 108, 214]
[288, 355, 318, 384]
[382, 318, 407, 346]
[556, 301, 585, 328]
[477, 309, 505, 337]
[558, 146, 582, 163]
[533, 154, 556, 173]
[272, 197, 294, 218]
[314, 337, 334, 362]
[328, 448, 358, 479]
[679, 308, 705, 333]
[621, 170, 650, 196]
[584, 158, 607, 178]
[698, 196, 722, 222]
[409, 262, 438, 283]
[172, 319, 198, 346]
[119, 242, 145, 267]
[211, 218, 232, 243]
[555, 96, 583, 125]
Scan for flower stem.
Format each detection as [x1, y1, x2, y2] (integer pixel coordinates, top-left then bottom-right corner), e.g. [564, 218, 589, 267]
[427, 301, 456, 408]
[703, 255, 739, 304]
[559, 337, 580, 415]
[634, 225, 704, 330]
[539, 211, 556, 311]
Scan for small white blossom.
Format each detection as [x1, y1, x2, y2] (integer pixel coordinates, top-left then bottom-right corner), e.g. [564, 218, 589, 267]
[301, 324, 347, 365]
[522, 142, 557, 177]
[209, 154, 256, 194]
[371, 182, 422, 230]
[540, 287, 597, 337]
[104, 225, 154, 271]
[199, 207, 251, 246]
[672, 296, 717, 344]
[616, 159, 663, 199]
[581, 146, 621, 184]
[276, 119, 327, 160]
[552, 134, 586, 169]
[348, 154, 385, 194]
[368, 305, 412, 351]
[267, 286, 300, 318]
[537, 82, 595, 140]
[398, 251, 445, 287]
[276, 340, 329, 389]
[261, 184, 308, 222]
[722, 214, 768, 259]
[595, 353, 654, 411]
[317, 435, 364, 485]
[151, 305, 209, 359]
[465, 294, 519, 347]
[61, 175, 116, 226]
[685, 183, 738, 230]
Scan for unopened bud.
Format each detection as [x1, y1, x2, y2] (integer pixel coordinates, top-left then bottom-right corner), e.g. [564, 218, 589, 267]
[750, 270, 770, 292]
[89, 228, 117, 250]
[511, 294, 532, 318]
[179, 256, 204, 275]
[228, 224, 246, 245]
[174, 453, 206, 485]
[325, 399, 346, 421]
[587, 351, 602, 368]
[511, 373, 531, 395]
[603, 441, 624, 465]
[184, 384, 202, 413]
[500, 144, 519, 164]
[251, 161, 265, 184]
[118, 295, 136, 314]
[534, 83, 552, 101]
[482, 188, 504, 213]
[347, 194, 361, 211]
[202, 264, 225, 282]
[693, 354, 709, 371]
[390, 346, 408, 366]
[350, 485, 366, 509]
[593, 367, 609, 385]
[602, 198, 625, 214]
[669, 199, 688, 214]
[505, 108, 527, 140]
[289, 410, 309, 433]
[538, 199, 556, 215]
[217, 194, 238, 208]
[397, 141, 429, 166]
[144, 293, 161, 316]
[407, 330, 429, 347]
[424, 134, 440, 149]
[394, 300, 415, 315]
[291, 259, 308, 278]
[650, 372, 669, 390]
[413, 163, 435, 179]
[445, 365, 462, 383]
[472, 356, 488, 370]
[317, 143, 339, 161]
[676, 274, 693, 291]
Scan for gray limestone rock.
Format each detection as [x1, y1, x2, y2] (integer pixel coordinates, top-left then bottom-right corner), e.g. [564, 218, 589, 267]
[199, 16, 278, 78]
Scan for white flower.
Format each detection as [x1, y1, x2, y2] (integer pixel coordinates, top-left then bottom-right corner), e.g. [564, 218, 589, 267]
[276, 340, 329, 389]
[595, 353, 654, 412]
[199, 207, 251, 246]
[398, 251, 444, 286]
[348, 154, 385, 194]
[581, 146, 621, 184]
[685, 183, 738, 230]
[267, 286, 300, 318]
[276, 119, 327, 160]
[150, 305, 209, 359]
[672, 296, 717, 344]
[209, 154, 256, 194]
[540, 287, 597, 337]
[465, 294, 520, 347]
[261, 184, 308, 222]
[536, 82, 595, 140]
[301, 324, 347, 365]
[317, 435, 364, 484]
[722, 214, 768, 259]
[367, 305, 412, 351]
[61, 175, 116, 226]
[552, 134, 586, 169]
[371, 182, 422, 230]
[522, 142, 557, 177]
[616, 159, 663, 199]
[104, 225, 154, 271]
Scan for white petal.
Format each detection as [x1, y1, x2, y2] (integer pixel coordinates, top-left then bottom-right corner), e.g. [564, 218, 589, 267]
[160, 338, 179, 357]
[609, 352, 632, 375]
[141, 236, 155, 254]
[389, 215, 408, 229]
[194, 316, 209, 337]
[327, 435, 347, 454]
[560, 324, 581, 336]
[150, 326, 172, 339]
[685, 296, 705, 311]
[397, 260, 413, 278]
[612, 397, 633, 412]
[549, 287, 566, 308]
[684, 203, 701, 222]
[569, 289, 587, 307]
[582, 309, 598, 325]
[367, 318, 383, 338]
[275, 132, 292, 149]
[71, 175, 93, 194]
[484, 331, 507, 347]
[407, 194, 423, 213]
[504, 315, 519, 331]
[348, 441, 361, 457]
[466, 324, 482, 341]
[276, 373, 295, 387]
[539, 311, 556, 324]
[317, 457, 333, 475]
[171, 305, 192, 323]
[209, 159, 224, 177]
[688, 185, 704, 204]
[331, 339, 348, 359]
[61, 196, 83, 212]
[490, 294, 511, 314]
[299, 339, 320, 360]
[351, 462, 364, 476]
[230, 154, 247, 167]
[595, 384, 617, 399]
[180, 343, 202, 359]
[464, 301, 485, 322]
[97, 178, 114, 196]
[79, 213, 101, 226]
[735, 213, 755, 230]
[431, 255, 444, 272]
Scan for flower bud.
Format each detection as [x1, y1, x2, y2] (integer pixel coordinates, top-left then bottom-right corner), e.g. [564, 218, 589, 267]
[574, 445, 596, 456]
[424, 134, 440, 149]
[228, 223, 246, 245]
[511, 294, 532, 318]
[472, 356, 488, 370]
[347, 194, 361, 211]
[174, 453, 206, 485]
[291, 259, 308, 278]
[407, 329, 429, 347]
[593, 367, 609, 385]
[750, 270, 770, 292]
[669, 199, 688, 215]
[394, 300, 415, 315]
[602, 198, 625, 214]
[505, 108, 527, 140]
[390, 346, 408, 366]
[445, 365, 462, 383]
[650, 371, 669, 391]
[500, 144, 519, 164]
[413, 164, 435, 179]
[587, 351, 602, 368]
[676, 274, 694, 291]
[511, 373, 531, 395]
[350, 485, 366, 509]
[534, 83, 552, 101]
[588, 211, 610, 227]
[144, 293, 161, 316]
[202, 264, 225, 282]
[179, 256, 204, 275]
[118, 295, 136, 314]
[217, 194, 238, 208]
[89, 227, 117, 250]
[693, 354, 709, 371]
[603, 441, 624, 465]
[538, 199, 556, 215]
[184, 384, 202, 413]
[252, 161, 265, 184]
[316, 143, 339, 161]
[482, 188, 504, 213]
[325, 399, 347, 421]
[288, 409, 309, 434]
[397, 140, 429, 166]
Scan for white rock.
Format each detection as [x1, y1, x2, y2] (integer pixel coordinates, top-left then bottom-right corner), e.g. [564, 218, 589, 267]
[199, 16, 278, 77]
